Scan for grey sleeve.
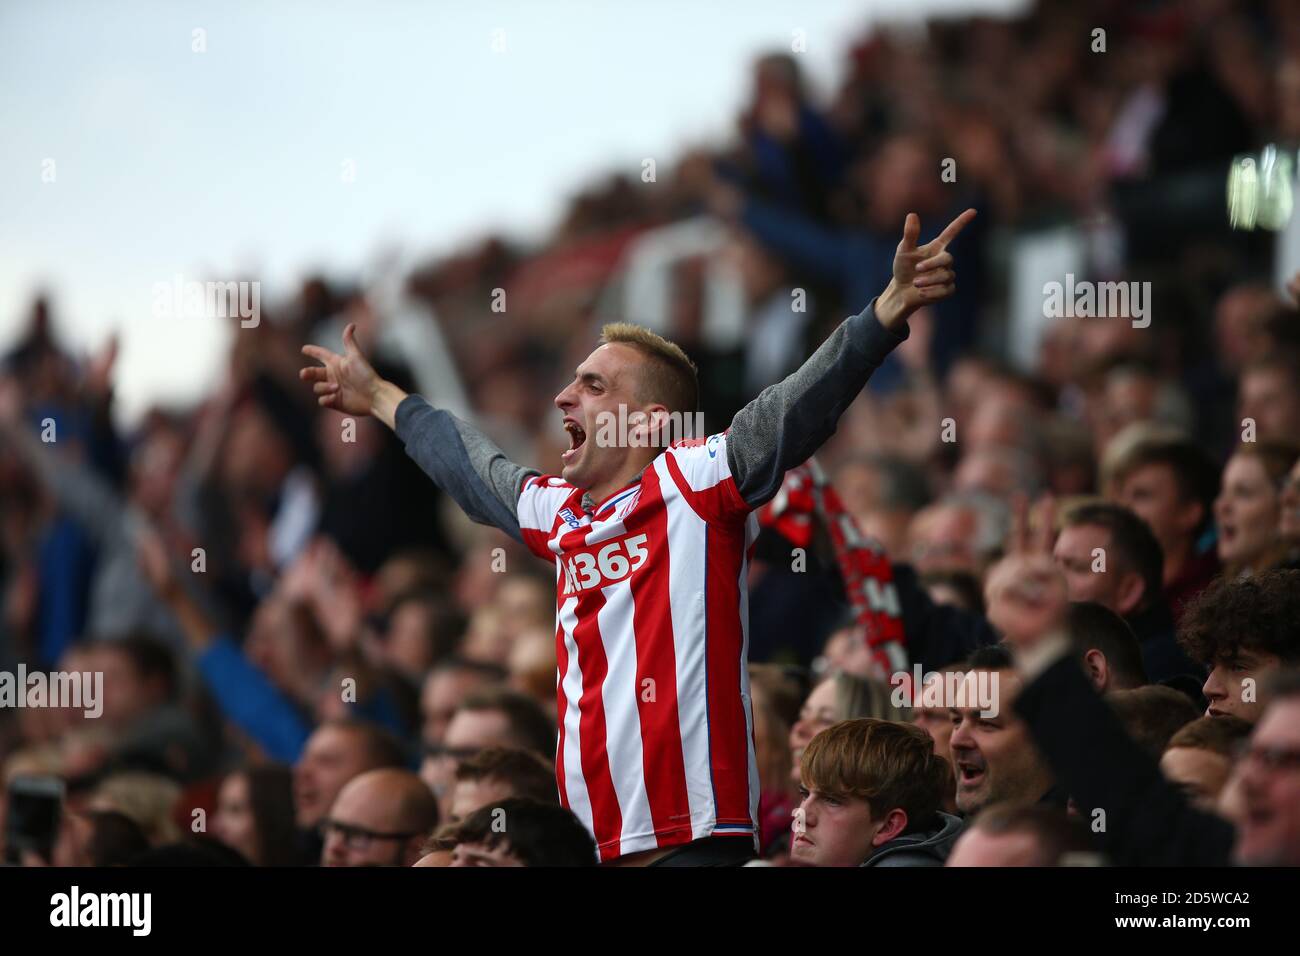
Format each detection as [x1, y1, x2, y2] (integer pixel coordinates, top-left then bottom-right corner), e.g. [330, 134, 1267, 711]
[394, 395, 538, 543]
[727, 301, 906, 508]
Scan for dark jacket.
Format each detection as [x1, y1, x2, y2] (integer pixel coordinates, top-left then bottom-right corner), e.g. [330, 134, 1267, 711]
[862, 812, 965, 867]
[1126, 598, 1203, 686]
[1014, 652, 1235, 866]
[893, 563, 999, 670]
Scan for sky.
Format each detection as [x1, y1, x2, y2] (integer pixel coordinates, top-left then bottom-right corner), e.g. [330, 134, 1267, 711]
[0, 0, 1023, 423]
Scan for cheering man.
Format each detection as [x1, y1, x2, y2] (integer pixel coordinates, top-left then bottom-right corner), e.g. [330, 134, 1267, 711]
[300, 209, 976, 865]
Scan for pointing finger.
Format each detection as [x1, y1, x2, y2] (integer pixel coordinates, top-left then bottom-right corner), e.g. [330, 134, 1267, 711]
[342, 322, 360, 356]
[301, 344, 337, 365]
[1032, 494, 1057, 554]
[1009, 493, 1030, 554]
[931, 208, 977, 250]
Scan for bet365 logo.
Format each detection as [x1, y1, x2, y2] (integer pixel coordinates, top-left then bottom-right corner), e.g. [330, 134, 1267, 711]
[561, 534, 649, 593]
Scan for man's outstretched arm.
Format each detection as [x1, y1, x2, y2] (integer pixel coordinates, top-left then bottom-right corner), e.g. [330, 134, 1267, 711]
[728, 209, 976, 508]
[301, 325, 536, 542]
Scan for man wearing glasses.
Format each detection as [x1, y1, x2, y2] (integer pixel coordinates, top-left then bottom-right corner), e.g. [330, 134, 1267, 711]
[320, 768, 439, 867]
[1233, 672, 1300, 866]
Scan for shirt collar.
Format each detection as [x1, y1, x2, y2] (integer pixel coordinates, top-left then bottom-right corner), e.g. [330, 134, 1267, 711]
[580, 468, 647, 516]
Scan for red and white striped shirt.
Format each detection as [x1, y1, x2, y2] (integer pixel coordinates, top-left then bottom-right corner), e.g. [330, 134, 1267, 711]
[393, 302, 907, 860]
[517, 431, 761, 861]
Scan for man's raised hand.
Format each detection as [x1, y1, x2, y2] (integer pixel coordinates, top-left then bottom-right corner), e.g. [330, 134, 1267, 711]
[300, 322, 405, 427]
[876, 208, 977, 330]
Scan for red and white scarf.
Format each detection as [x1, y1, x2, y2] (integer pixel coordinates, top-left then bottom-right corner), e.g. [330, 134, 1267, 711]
[759, 459, 908, 684]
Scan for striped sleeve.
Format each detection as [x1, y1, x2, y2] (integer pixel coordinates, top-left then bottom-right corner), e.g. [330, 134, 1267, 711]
[516, 474, 578, 561]
[661, 432, 749, 525]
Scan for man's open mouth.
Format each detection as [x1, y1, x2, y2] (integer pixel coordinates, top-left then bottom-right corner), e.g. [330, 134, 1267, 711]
[562, 418, 587, 463]
[956, 761, 985, 787]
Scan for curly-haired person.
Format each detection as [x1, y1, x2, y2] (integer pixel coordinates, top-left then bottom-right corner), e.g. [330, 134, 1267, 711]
[1178, 569, 1300, 723]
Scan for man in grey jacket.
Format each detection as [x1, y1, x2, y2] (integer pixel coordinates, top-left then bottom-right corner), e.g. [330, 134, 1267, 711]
[301, 209, 975, 865]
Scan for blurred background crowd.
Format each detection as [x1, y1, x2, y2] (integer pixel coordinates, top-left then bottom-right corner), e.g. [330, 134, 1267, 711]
[2, 0, 1299, 867]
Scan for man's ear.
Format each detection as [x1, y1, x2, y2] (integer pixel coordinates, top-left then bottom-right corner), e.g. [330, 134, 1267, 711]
[643, 405, 672, 448]
[1082, 648, 1110, 691]
[872, 808, 909, 847]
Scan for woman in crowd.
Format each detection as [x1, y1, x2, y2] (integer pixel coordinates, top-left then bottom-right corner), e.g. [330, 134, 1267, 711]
[213, 764, 298, 867]
[789, 670, 907, 789]
[1214, 441, 1300, 578]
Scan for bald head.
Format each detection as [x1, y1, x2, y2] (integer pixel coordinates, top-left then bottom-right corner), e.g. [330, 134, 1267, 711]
[321, 769, 438, 867]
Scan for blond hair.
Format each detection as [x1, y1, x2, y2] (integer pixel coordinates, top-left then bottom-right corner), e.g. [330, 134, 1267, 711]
[598, 322, 699, 416]
[832, 670, 911, 723]
[90, 772, 182, 845]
